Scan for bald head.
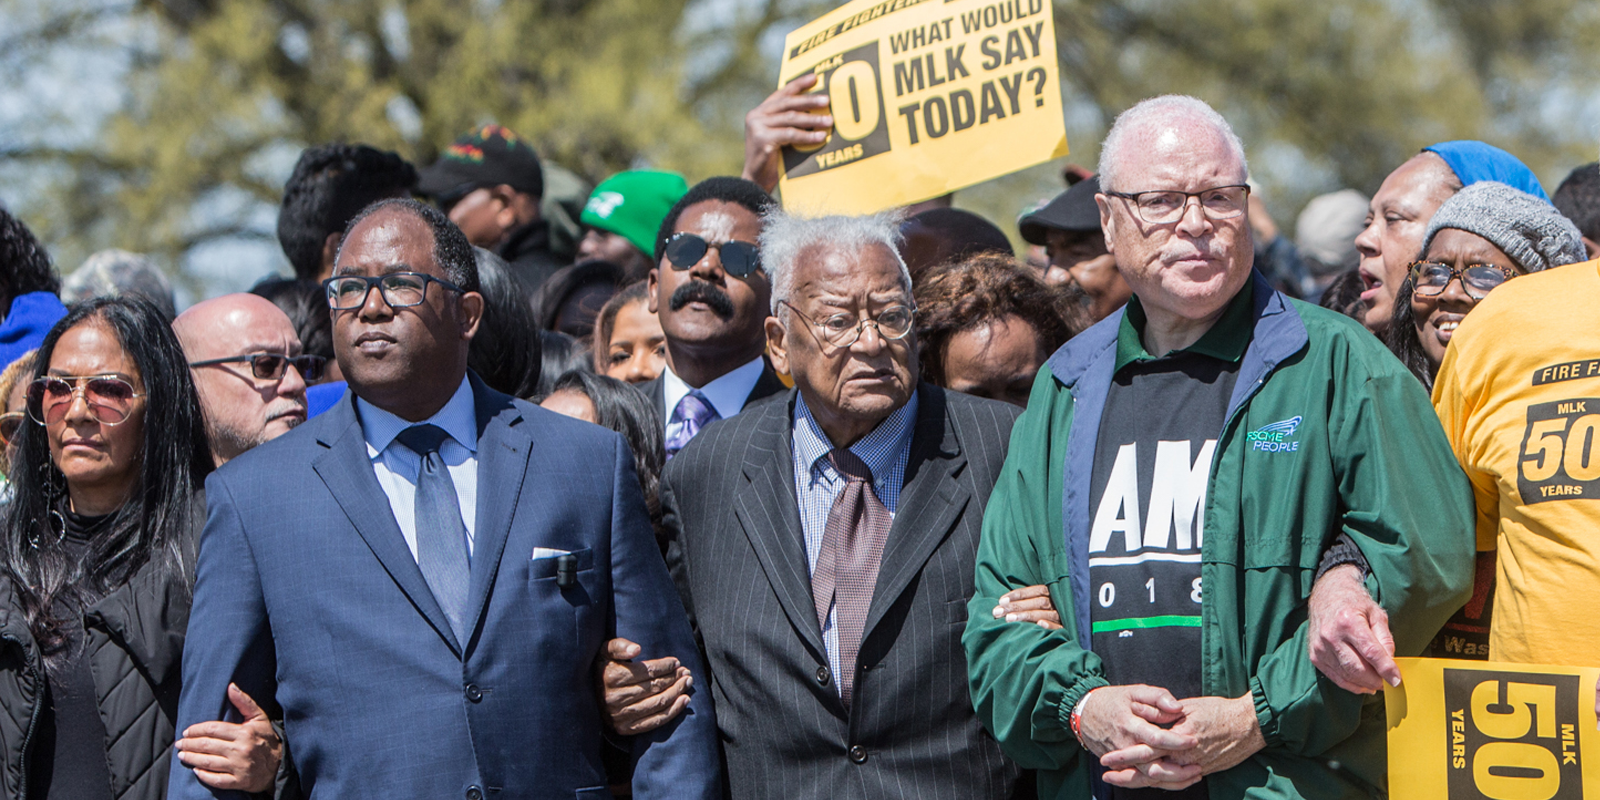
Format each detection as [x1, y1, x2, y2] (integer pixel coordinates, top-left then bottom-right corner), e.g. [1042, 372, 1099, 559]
[174, 293, 298, 358]
[175, 293, 310, 465]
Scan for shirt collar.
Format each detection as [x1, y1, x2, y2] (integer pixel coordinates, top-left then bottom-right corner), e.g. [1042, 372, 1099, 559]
[792, 389, 919, 485]
[661, 356, 767, 421]
[357, 375, 479, 459]
[1115, 277, 1254, 371]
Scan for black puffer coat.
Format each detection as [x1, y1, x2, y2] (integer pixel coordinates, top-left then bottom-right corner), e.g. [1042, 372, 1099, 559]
[0, 547, 189, 800]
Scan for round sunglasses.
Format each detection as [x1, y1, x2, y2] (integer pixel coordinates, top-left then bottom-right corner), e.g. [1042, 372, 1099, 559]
[26, 375, 145, 427]
[662, 233, 762, 277]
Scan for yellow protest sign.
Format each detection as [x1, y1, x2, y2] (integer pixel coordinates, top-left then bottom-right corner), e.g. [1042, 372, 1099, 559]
[775, 0, 1070, 214]
[1385, 657, 1600, 799]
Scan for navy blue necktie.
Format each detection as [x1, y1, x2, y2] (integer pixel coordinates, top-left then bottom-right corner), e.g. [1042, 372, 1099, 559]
[396, 424, 471, 639]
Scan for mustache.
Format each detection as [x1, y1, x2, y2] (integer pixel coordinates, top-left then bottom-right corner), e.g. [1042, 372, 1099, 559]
[669, 281, 735, 320]
[265, 398, 308, 425]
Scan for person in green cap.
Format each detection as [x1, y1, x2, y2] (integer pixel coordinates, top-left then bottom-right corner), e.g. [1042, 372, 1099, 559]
[578, 170, 690, 282]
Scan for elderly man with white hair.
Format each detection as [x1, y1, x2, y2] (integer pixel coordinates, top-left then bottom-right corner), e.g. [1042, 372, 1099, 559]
[962, 95, 1474, 799]
[655, 210, 1028, 799]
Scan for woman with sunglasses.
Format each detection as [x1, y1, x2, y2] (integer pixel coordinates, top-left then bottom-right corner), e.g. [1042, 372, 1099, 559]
[0, 297, 288, 799]
[1387, 181, 1587, 389]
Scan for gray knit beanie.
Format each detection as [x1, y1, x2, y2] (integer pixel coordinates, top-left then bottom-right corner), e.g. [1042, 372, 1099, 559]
[1422, 181, 1586, 273]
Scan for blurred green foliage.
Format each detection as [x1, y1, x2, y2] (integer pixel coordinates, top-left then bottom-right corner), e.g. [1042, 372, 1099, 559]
[1, 0, 1598, 291]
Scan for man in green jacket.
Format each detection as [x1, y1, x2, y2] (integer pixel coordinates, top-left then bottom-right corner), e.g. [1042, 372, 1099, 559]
[962, 94, 1474, 799]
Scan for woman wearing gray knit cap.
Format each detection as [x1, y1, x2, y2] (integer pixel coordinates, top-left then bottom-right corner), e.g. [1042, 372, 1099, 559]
[1386, 181, 1586, 387]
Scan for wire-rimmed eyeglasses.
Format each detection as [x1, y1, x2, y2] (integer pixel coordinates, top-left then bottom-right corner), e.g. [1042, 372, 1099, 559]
[779, 300, 916, 349]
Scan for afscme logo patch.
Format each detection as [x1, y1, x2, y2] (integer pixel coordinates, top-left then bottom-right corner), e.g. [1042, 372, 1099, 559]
[1246, 415, 1302, 453]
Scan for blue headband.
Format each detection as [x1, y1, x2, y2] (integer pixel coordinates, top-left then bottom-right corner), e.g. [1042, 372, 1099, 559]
[1423, 141, 1549, 203]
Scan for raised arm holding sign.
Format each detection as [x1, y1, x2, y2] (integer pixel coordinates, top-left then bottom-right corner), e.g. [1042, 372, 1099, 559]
[774, 0, 1069, 213]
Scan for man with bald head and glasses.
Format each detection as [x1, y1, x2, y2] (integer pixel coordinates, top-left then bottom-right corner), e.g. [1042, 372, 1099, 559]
[963, 95, 1473, 800]
[650, 209, 1028, 799]
[174, 294, 321, 466]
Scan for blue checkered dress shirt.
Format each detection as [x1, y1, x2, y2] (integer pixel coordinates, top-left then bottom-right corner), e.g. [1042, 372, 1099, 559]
[791, 390, 919, 695]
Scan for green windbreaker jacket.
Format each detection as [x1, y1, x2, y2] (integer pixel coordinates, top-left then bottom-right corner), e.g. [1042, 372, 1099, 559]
[963, 274, 1474, 799]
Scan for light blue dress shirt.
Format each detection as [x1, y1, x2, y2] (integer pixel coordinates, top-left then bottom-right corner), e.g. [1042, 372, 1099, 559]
[791, 390, 918, 695]
[357, 376, 480, 560]
[660, 356, 766, 434]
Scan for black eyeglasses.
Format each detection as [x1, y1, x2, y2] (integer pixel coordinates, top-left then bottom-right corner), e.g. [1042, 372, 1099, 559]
[1103, 185, 1251, 224]
[26, 375, 145, 426]
[189, 353, 327, 382]
[323, 272, 465, 311]
[663, 233, 762, 277]
[779, 299, 917, 349]
[1407, 261, 1517, 300]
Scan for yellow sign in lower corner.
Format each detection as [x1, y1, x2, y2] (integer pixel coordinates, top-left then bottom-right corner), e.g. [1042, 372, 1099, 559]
[1386, 657, 1599, 799]
[775, 0, 1069, 215]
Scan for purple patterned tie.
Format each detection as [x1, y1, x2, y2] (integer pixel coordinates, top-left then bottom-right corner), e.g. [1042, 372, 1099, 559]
[664, 391, 720, 459]
[810, 448, 891, 707]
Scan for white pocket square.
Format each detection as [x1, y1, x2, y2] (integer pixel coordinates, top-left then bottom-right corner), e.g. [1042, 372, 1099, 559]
[531, 547, 572, 560]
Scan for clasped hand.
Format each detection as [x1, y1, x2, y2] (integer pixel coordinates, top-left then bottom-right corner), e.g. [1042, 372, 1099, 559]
[174, 683, 282, 793]
[1078, 685, 1265, 790]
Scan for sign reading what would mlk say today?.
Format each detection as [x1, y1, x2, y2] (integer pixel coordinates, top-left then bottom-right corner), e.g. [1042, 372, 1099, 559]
[776, 0, 1070, 214]
[1385, 657, 1600, 800]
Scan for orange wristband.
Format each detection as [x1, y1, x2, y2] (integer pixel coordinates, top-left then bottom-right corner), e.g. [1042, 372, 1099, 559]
[1070, 687, 1101, 747]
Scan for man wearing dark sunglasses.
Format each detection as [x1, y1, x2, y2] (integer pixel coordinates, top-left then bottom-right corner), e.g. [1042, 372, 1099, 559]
[173, 294, 314, 466]
[170, 198, 717, 800]
[642, 177, 789, 458]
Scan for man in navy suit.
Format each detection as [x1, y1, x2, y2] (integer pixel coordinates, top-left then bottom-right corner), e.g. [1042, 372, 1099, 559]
[169, 198, 718, 799]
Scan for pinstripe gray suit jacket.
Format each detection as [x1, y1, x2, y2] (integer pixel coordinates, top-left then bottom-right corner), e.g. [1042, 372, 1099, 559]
[660, 383, 1029, 800]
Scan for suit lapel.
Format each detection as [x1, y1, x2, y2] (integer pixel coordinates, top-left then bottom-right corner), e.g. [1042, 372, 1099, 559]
[463, 376, 530, 650]
[864, 386, 969, 640]
[731, 396, 829, 660]
[312, 403, 462, 655]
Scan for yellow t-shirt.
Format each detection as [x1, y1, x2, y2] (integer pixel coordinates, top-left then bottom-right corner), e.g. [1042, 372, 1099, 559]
[1433, 259, 1600, 666]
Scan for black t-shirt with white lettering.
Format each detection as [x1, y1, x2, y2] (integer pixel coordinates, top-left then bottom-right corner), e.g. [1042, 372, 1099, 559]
[1085, 286, 1251, 800]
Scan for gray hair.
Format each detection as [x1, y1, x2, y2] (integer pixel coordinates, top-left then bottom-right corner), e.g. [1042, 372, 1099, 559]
[760, 210, 912, 314]
[1097, 95, 1249, 194]
[63, 249, 177, 319]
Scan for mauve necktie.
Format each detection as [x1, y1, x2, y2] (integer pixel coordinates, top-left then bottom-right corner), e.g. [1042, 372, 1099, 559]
[396, 424, 471, 639]
[810, 447, 891, 706]
[665, 390, 720, 458]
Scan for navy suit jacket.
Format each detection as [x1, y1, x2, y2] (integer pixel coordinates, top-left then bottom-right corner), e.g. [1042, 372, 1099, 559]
[168, 374, 718, 799]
